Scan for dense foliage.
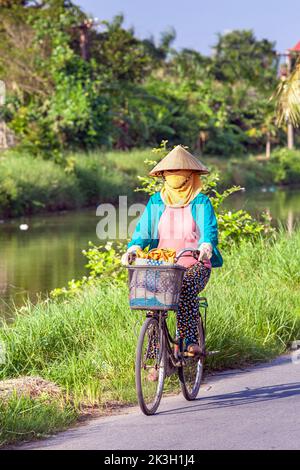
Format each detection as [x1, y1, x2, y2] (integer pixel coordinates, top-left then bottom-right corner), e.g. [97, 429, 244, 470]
[0, 0, 288, 157]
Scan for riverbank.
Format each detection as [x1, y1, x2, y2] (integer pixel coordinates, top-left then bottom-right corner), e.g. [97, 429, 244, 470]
[1, 147, 300, 219]
[0, 149, 150, 219]
[0, 229, 300, 446]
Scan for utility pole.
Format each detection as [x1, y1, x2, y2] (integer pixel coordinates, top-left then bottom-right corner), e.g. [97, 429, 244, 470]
[78, 19, 92, 61]
[286, 50, 294, 149]
[0, 80, 8, 150]
[0, 80, 14, 149]
[77, 18, 99, 61]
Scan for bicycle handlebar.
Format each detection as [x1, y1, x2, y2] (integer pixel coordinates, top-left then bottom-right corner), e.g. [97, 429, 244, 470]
[175, 248, 200, 262]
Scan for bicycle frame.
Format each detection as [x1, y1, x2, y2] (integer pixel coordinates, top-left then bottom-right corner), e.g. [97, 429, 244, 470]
[134, 264, 211, 414]
[146, 304, 207, 370]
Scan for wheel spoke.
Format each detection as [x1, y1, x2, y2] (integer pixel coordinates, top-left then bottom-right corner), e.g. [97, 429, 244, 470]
[136, 317, 165, 415]
[178, 316, 205, 400]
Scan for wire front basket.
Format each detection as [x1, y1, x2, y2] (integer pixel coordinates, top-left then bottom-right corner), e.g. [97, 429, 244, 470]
[127, 265, 186, 311]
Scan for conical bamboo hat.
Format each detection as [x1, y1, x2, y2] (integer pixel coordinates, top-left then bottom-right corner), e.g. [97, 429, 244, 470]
[149, 145, 209, 177]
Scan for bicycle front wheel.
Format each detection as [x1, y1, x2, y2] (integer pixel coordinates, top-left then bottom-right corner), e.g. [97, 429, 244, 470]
[135, 316, 166, 415]
[178, 316, 205, 401]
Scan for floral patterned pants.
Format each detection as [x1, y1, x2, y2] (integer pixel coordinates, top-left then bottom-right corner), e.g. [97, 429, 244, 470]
[147, 262, 211, 358]
[176, 262, 211, 346]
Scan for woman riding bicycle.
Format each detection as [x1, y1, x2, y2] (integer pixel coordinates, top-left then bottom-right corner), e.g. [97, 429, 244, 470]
[122, 145, 223, 380]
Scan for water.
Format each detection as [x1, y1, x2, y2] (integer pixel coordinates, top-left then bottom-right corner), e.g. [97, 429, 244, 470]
[223, 187, 300, 229]
[0, 209, 100, 320]
[0, 188, 300, 319]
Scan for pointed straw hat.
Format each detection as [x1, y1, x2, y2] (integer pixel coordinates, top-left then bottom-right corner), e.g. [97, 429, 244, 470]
[149, 145, 210, 177]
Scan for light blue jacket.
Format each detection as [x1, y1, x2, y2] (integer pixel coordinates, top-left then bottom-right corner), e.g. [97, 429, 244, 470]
[128, 192, 223, 268]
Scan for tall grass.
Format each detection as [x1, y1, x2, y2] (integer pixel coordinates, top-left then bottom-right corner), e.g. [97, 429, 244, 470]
[71, 149, 150, 204]
[1, 230, 299, 409]
[0, 395, 77, 446]
[0, 152, 81, 218]
[0, 149, 151, 218]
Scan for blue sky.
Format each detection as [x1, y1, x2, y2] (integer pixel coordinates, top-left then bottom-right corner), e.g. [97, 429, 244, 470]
[74, 0, 300, 55]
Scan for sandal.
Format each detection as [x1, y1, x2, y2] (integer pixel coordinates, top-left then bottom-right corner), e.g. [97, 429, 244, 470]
[187, 343, 201, 356]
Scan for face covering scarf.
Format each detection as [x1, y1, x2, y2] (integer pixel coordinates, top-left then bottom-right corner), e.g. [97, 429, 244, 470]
[160, 170, 202, 207]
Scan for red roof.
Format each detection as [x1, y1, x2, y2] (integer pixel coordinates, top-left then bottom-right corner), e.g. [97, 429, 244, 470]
[289, 41, 300, 52]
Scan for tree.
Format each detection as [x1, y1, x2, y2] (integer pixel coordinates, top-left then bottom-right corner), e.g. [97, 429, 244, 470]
[272, 61, 300, 128]
[142, 28, 176, 66]
[88, 14, 154, 83]
[0, 1, 113, 156]
[211, 30, 278, 91]
[246, 109, 277, 159]
[0, 0, 85, 99]
[0, 1, 287, 156]
[167, 48, 211, 85]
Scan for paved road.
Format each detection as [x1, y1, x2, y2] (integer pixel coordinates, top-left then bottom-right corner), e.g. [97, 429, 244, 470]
[15, 354, 300, 450]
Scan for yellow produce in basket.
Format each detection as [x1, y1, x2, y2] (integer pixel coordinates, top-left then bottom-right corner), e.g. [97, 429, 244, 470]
[136, 248, 176, 263]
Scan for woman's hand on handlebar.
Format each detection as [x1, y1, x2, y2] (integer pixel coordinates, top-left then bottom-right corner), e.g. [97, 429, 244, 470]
[198, 243, 213, 261]
[121, 245, 139, 265]
[176, 245, 213, 263]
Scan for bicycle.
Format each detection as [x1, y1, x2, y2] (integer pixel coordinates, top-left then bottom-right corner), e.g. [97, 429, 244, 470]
[126, 248, 211, 416]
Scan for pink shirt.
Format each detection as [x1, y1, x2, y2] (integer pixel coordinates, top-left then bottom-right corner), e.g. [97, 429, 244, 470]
[157, 205, 212, 269]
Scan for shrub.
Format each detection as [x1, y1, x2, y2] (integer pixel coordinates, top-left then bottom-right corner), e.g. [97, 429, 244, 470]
[270, 148, 300, 185]
[0, 149, 150, 218]
[225, 157, 275, 189]
[0, 152, 81, 218]
[72, 153, 134, 204]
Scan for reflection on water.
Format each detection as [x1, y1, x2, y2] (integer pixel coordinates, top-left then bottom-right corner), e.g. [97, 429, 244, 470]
[223, 187, 300, 231]
[0, 188, 300, 319]
[0, 209, 100, 320]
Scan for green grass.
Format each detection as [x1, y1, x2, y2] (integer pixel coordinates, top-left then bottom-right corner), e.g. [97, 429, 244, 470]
[0, 229, 299, 439]
[204, 148, 300, 190]
[70, 149, 150, 205]
[0, 152, 82, 218]
[0, 395, 77, 447]
[104, 148, 151, 173]
[1, 147, 300, 218]
[0, 149, 151, 218]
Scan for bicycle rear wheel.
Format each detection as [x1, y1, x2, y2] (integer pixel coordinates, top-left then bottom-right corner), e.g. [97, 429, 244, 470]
[135, 316, 166, 415]
[178, 316, 205, 401]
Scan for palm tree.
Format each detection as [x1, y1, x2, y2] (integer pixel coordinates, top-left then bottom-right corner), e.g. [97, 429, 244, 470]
[262, 113, 277, 159]
[272, 60, 300, 128]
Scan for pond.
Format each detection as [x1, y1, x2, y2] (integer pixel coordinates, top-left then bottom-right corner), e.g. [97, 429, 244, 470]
[0, 187, 300, 320]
